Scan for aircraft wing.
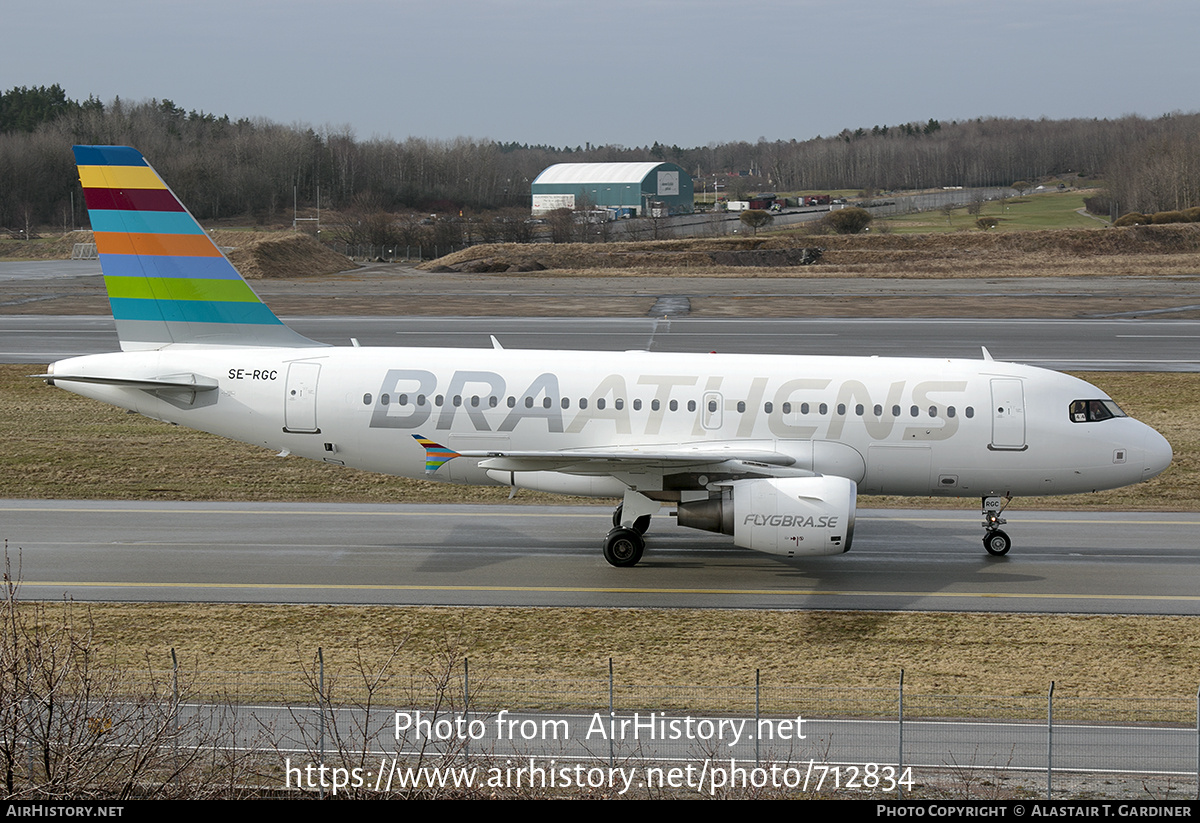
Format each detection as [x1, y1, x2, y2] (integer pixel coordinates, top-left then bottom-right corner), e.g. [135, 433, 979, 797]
[457, 441, 800, 475]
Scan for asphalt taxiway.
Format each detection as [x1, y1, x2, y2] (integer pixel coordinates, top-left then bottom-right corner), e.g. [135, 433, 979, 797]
[4, 500, 1198, 614]
[5, 314, 1200, 371]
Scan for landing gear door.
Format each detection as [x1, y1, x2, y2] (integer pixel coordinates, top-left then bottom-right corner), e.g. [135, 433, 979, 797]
[284, 362, 321, 434]
[990, 378, 1025, 450]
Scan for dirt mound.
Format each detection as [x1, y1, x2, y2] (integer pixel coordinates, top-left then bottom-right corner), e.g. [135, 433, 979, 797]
[2, 229, 354, 278]
[209, 231, 354, 278]
[421, 224, 1200, 274]
[422, 238, 823, 273]
[0, 231, 95, 260]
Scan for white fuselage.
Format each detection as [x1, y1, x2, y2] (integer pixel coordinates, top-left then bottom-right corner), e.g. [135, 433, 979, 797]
[48, 345, 1172, 501]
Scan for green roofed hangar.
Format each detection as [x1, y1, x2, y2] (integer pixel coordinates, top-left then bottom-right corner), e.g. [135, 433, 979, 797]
[531, 162, 694, 218]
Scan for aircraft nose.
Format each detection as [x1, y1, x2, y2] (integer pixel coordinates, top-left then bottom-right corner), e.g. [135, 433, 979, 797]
[1142, 425, 1173, 480]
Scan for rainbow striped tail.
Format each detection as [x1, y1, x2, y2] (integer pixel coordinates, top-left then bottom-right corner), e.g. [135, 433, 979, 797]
[74, 145, 323, 351]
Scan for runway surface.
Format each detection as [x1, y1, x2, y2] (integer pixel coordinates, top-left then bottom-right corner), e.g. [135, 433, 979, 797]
[6, 314, 1200, 370]
[5, 500, 1198, 614]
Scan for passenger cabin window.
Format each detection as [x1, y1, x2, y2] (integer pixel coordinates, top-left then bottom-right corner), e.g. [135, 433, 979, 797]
[1070, 399, 1127, 423]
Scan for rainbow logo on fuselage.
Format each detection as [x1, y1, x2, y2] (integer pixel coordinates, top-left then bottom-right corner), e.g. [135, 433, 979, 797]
[412, 435, 460, 474]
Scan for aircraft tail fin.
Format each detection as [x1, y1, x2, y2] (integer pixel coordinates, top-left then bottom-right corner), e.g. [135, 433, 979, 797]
[74, 145, 323, 351]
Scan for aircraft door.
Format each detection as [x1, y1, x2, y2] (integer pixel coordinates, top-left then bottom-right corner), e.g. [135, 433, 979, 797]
[989, 378, 1025, 450]
[284, 362, 321, 433]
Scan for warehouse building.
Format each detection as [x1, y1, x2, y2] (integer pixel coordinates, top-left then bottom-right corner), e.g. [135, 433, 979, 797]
[531, 162, 693, 217]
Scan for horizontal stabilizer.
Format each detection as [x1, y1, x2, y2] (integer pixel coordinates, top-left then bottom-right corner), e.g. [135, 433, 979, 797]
[33, 373, 219, 392]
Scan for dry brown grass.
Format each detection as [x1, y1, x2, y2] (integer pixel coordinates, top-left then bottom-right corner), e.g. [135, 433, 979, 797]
[19, 601, 1199, 702]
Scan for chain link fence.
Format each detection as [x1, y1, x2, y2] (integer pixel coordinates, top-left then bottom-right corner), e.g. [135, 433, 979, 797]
[4, 636, 1197, 798]
[99, 656, 1199, 799]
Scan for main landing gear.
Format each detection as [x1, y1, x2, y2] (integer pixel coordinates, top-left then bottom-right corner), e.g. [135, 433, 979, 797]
[982, 496, 1012, 556]
[612, 504, 650, 534]
[604, 493, 659, 567]
[603, 527, 644, 567]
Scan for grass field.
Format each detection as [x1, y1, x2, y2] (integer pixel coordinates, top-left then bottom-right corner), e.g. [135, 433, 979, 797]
[877, 190, 1104, 234]
[9, 600, 1197, 703]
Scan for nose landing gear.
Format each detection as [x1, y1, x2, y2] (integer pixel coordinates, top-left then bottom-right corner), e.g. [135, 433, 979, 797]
[982, 496, 1012, 556]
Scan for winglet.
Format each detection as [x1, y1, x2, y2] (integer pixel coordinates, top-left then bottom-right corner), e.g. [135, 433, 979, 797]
[412, 435, 461, 474]
[981, 346, 994, 361]
[74, 145, 324, 351]
[490, 335, 504, 350]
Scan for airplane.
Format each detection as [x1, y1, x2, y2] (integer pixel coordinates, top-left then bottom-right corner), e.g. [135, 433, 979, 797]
[39, 146, 1173, 567]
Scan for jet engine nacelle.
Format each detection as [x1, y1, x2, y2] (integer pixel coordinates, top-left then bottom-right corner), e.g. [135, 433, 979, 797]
[677, 475, 856, 556]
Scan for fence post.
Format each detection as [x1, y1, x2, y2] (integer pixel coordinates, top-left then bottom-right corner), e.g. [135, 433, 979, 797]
[898, 668, 905, 799]
[608, 658, 614, 769]
[171, 648, 179, 769]
[1047, 680, 1055, 800]
[318, 647, 326, 800]
[25, 660, 32, 785]
[754, 669, 760, 767]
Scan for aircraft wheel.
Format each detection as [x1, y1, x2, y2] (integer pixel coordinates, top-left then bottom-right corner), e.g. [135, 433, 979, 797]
[603, 528, 645, 567]
[611, 505, 651, 534]
[983, 530, 1011, 557]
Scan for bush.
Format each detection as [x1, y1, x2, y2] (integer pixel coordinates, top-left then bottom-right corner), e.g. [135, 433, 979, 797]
[825, 207, 872, 234]
[1151, 211, 1186, 225]
[1113, 212, 1149, 227]
[975, 217, 998, 231]
[1183, 207, 1200, 223]
[738, 209, 774, 235]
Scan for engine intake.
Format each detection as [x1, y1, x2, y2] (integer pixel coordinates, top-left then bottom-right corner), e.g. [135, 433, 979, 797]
[677, 475, 856, 556]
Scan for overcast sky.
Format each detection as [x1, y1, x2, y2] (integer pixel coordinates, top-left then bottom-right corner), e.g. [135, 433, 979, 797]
[6, 0, 1198, 147]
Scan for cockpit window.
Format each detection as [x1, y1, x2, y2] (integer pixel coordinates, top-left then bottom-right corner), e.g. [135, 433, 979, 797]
[1069, 399, 1127, 423]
